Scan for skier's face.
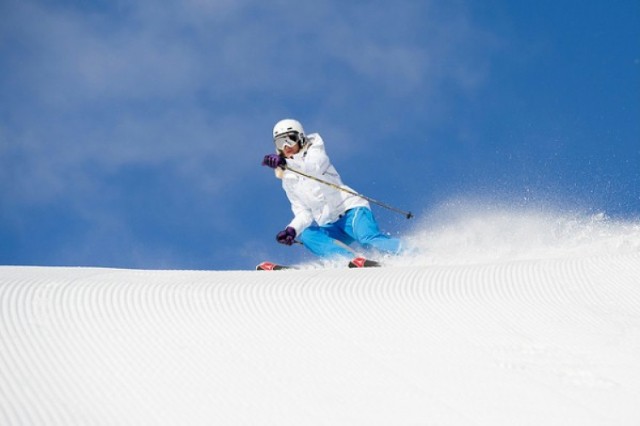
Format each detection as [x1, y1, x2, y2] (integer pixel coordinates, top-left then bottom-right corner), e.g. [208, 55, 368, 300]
[275, 132, 302, 158]
[282, 143, 300, 158]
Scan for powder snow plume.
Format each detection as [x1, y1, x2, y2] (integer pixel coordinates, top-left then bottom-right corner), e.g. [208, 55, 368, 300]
[390, 200, 640, 267]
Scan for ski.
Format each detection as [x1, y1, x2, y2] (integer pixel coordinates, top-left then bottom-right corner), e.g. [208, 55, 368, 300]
[348, 257, 381, 268]
[257, 257, 381, 271]
[256, 261, 293, 271]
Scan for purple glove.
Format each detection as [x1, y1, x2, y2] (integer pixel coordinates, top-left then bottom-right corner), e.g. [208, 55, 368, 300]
[262, 154, 286, 169]
[276, 226, 297, 246]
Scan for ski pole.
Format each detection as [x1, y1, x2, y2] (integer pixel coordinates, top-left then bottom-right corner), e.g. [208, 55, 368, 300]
[284, 165, 414, 219]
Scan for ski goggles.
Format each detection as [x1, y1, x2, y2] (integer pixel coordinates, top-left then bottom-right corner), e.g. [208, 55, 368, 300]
[274, 132, 301, 151]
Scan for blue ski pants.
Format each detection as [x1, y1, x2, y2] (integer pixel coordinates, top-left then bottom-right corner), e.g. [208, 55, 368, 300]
[298, 207, 402, 258]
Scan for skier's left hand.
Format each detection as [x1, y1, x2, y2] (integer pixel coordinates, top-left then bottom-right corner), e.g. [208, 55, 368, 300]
[262, 154, 286, 169]
[276, 226, 296, 246]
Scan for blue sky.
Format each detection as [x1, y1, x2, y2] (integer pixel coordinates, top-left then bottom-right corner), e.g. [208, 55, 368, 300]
[1, 0, 638, 270]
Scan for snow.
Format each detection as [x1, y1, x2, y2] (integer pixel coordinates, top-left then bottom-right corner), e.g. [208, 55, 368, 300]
[1, 209, 640, 425]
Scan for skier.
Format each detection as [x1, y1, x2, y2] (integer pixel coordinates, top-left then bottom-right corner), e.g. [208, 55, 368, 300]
[261, 118, 402, 267]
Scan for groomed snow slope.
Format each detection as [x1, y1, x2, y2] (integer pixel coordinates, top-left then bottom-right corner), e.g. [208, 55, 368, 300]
[1, 211, 640, 425]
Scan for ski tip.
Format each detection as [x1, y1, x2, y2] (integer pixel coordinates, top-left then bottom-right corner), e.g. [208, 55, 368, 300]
[256, 261, 291, 271]
[348, 257, 381, 268]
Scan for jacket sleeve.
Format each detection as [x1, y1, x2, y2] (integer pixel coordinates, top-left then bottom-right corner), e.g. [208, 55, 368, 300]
[284, 185, 314, 234]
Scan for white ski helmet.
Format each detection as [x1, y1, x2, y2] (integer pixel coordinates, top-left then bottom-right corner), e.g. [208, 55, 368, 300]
[273, 118, 304, 139]
[272, 118, 307, 151]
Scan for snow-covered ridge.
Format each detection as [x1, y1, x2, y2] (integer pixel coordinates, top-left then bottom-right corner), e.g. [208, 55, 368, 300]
[2, 210, 640, 425]
[2, 251, 640, 425]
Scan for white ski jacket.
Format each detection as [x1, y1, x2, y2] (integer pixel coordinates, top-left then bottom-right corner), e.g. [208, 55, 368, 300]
[278, 133, 369, 234]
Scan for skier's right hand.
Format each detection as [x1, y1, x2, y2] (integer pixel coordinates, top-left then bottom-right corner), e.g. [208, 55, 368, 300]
[276, 226, 297, 246]
[262, 154, 286, 169]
